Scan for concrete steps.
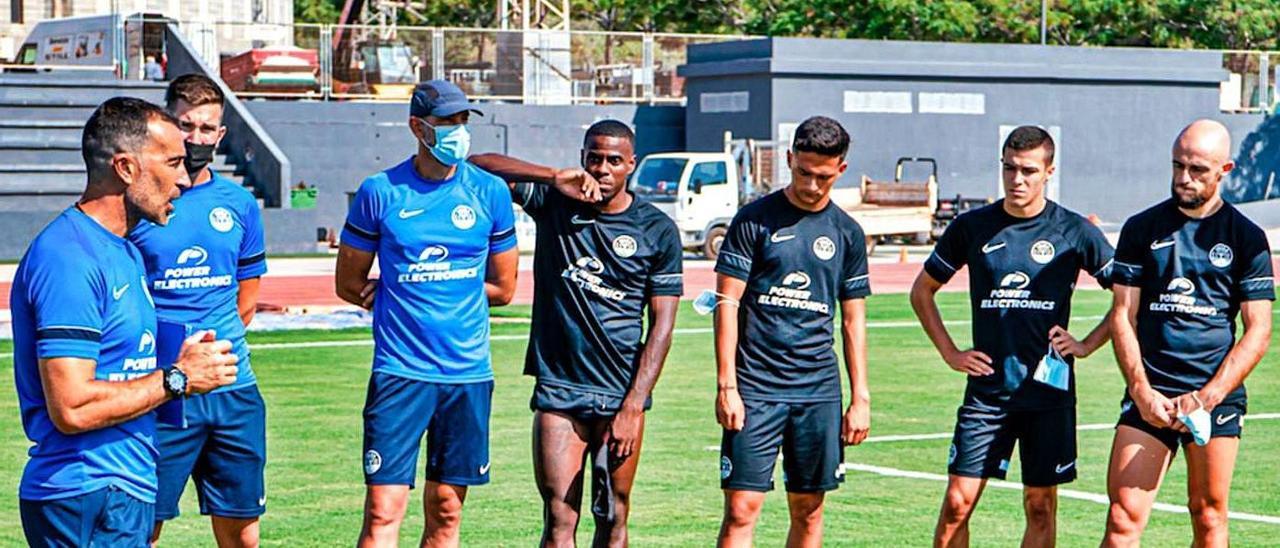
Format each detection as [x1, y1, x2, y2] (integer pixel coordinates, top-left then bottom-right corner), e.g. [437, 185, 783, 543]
[0, 76, 246, 207]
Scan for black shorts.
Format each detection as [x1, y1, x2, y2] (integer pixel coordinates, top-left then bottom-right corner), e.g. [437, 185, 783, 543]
[530, 382, 650, 421]
[1116, 397, 1246, 451]
[720, 399, 844, 493]
[948, 404, 1077, 487]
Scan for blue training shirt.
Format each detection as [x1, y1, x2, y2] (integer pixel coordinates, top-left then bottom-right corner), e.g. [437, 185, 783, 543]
[11, 207, 161, 503]
[129, 170, 267, 392]
[342, 157, 517, 383]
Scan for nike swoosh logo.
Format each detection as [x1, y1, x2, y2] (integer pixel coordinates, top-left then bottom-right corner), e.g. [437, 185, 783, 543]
[258, 496, 266, 506]
[570, 215, 595, 225]
[1216, 413, 1239, 426]
[1150, 240, 1175, 250]
[112, 284, 129, 300]
[479, 463, 491, 475]
[398, 209, 425, 219]
[981, 242, 1006, 254]
[1055, 461, 1076, 474]
[770, 233, 796, 243]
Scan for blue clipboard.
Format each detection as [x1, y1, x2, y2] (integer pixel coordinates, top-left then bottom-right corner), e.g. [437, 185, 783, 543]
[155, 319, 190, 428]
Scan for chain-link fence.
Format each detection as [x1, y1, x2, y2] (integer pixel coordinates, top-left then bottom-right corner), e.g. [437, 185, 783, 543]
[168, 22, 746, 104]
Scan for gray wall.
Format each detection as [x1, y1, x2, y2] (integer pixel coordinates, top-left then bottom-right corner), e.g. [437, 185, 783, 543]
[681, 38, 1269, 224]
[242, 101, 684, 245]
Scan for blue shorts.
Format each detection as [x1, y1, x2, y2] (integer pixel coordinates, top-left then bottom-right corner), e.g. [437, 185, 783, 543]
[363, 372, 493, 487]
[155, 385, 267, 521]
[21, 485, 155, 547]
[720, 399, 845, 493]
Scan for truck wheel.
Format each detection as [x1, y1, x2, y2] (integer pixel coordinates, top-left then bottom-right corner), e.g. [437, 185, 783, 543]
[703, 226, 728, 260]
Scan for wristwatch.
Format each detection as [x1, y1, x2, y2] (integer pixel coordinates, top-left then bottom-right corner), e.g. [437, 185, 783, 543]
[163, 367, 188, 398]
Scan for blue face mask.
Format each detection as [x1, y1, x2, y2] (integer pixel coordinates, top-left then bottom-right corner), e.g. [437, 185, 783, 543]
[1032, 344, 1071, 391]
[418, 118, 470, 166]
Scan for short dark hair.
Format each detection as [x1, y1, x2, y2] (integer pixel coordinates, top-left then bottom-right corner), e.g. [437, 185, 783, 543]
[1003, 125, 1055, 165]
[165, 73, 225, 111]
[792, 116, 850, 158]
[81, 97, 180, 180]
[583, 119, 635, 148]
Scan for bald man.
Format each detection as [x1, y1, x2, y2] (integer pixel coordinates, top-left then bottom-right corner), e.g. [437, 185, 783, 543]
[1102, 120, 1273, 547]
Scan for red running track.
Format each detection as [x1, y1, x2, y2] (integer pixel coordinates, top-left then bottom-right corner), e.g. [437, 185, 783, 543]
[0, 261, 1113, 311]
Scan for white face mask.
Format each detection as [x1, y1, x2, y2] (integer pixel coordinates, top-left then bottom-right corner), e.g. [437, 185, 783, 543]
[692, 289, 739, 316]
[1177, 395, 1212, 446]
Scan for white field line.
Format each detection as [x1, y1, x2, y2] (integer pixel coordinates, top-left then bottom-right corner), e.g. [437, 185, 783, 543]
[843, 462, 1280, 526]
[0, 314, 1113, 360]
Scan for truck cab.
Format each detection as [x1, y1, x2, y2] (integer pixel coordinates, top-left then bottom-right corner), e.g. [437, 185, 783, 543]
[631, 152, 740, 258]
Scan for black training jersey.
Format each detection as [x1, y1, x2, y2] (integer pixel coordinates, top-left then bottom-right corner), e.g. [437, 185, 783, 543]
[1112, 199, 1274, 403]
[715, 191, 871, 404]
[515, 183, 684, 397]
[924, 200, 1114, 410]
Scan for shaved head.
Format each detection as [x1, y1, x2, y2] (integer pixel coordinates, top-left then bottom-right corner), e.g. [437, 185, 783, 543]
[1170, 119, 1234, 210]
[1174, 119, 1232, 164]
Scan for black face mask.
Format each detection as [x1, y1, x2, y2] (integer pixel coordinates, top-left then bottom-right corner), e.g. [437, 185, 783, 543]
[184, 141, 216, 177]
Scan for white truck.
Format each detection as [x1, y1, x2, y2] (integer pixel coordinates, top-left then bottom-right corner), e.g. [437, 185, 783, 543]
[632, 137, 939, 259]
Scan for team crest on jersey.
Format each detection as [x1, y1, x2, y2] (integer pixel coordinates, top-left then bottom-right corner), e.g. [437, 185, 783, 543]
[720, 456, 733, 479]
[812, 236, 836, 261]
[612, 235, 638, 258]
[1209, 243, 1233, 268]
[365, 450, 382, 475]
[209, 207, 234, 233]
[451, 205, 477, 230]
[1030, 240, 1055, 264]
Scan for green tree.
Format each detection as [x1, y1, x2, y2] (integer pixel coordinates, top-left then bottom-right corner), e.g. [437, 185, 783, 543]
[294, 0, 342, 24]
[742, 0, 1280, 50]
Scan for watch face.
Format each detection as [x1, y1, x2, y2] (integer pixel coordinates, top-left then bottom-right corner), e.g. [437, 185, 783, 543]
[167, 369, 186, 393]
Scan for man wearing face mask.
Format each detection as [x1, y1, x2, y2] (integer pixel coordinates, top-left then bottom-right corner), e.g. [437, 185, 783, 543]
[911, 126, 1114, 547]
[1102, 120, 1273, 547]
[336, 80, 519, 548]
[471, 120, 683, 547]
[128, 73, 269, 547]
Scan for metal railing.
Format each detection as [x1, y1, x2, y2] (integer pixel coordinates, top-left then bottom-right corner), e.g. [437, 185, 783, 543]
[163, 22, 748, 104]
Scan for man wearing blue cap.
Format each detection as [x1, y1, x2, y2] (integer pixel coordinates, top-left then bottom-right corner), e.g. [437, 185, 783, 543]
[336, 80, 519, 547]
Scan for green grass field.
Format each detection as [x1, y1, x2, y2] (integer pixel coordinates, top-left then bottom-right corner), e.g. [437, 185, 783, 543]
[2, 290, 1279, 546]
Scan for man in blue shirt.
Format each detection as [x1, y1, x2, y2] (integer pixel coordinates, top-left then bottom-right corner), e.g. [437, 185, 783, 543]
[336, 80, 519, 547]
[12, 97, 238, 547]
[129, 74, 269, 547]
[1103, 120, 1273, 546]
